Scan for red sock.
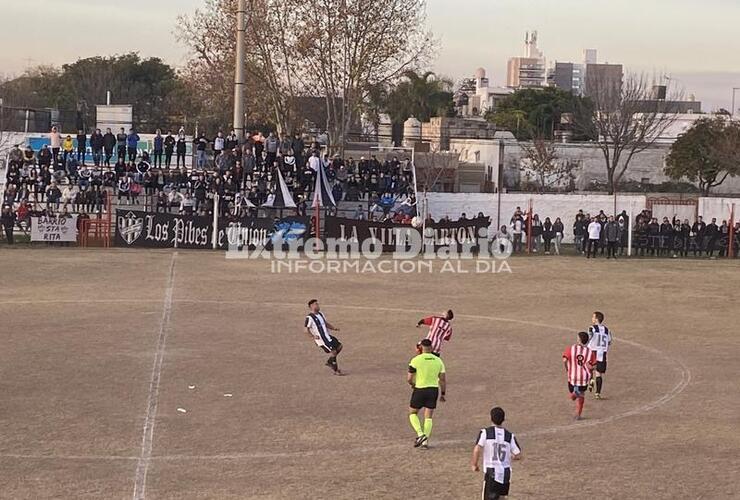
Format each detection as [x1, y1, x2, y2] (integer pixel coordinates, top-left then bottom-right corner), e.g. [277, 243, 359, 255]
[576, 397, 584, 416]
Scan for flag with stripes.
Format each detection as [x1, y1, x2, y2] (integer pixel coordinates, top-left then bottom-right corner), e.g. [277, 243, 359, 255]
[262, 167, 296, 208]
[312, 164, 336, 208]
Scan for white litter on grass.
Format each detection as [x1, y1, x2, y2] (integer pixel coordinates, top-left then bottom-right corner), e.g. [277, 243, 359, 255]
[223, 393, 233, 398]
[177, 408, 187, 414]
[188, 385, 196, 390]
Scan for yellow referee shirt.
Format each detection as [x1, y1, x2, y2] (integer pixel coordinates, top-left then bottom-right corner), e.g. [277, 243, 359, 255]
[409, 353, 446, 388]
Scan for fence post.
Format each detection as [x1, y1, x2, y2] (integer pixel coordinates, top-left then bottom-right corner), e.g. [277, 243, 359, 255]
[212, 193, 219, 249]
[627, 206, 633, 257]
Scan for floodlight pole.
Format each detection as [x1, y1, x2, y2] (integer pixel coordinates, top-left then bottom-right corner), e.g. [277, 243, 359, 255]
[233, 0, 247, 141]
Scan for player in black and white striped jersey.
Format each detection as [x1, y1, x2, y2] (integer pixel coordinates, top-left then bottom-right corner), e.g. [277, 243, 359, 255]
[471, 407, 523, 500]
[304, 299, 344, 375]
[587, 311, 612, 399]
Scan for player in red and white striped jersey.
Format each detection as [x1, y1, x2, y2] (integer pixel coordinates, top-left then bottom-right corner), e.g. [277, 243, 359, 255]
[416, 310, 454, 356]
[562, 331, 596, 420]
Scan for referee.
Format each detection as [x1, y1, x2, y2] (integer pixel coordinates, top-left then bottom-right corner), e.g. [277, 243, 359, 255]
[407, 339, 446, 449]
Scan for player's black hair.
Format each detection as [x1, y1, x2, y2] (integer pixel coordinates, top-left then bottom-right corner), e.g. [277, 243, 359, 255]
[420, 339, 433, 347]
[490, 407, 505, 425]
[593, 311, 604, 323]
[578, 331, 589, 344]
[446, 309, 454, 320]
[308, 299, 318, 307]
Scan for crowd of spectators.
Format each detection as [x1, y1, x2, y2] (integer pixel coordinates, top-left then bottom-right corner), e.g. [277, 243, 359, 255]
[486, 207, 740, 258]
[1, 125, 418, 239]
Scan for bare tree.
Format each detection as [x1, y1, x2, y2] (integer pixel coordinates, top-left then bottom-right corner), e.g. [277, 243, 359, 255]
[416, 147, 460, 193]
[519, 138, 577, 192]
[575, 72, 682, 194]
[294, 0, 434, 155]
[177, 0, 304, 132]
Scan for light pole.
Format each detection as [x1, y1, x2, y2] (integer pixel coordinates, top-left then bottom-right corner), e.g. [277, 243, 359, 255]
[233, 0, 247, 141]
[732, 88, 740, 119]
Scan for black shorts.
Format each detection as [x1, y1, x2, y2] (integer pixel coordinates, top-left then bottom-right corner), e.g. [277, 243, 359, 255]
[568, 383, 588, 395]
[319, 337, 341, 353]
[410, 387, 439, 410]
[483, 475, 510, 498]
[595, 354, 607, 373]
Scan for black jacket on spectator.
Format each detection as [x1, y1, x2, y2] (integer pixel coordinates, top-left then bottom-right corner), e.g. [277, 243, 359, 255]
[103, 132, 116, 152]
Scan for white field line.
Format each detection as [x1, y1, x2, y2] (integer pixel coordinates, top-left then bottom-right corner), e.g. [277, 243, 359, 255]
[131, 253, 177, 500]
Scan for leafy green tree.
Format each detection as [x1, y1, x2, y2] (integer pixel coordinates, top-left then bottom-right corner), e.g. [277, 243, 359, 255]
[665, 117, 740, 195]
[381, 70, 454, 144]
[485, 87, 585, 141]
[0, 54, 192, 132]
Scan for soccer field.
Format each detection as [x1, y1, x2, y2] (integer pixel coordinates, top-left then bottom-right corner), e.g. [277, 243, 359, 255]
[0, 248, 738, 499]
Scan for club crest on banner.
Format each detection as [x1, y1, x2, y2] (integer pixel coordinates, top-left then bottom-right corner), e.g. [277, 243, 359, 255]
[118, 211, 144, 245]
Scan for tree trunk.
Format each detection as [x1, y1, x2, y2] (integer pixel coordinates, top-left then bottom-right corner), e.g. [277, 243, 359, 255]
[607, 171, 616, 195]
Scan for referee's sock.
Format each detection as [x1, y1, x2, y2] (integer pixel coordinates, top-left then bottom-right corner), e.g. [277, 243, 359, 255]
[423, 418, 433, 439]
[595, 376, 603, 394]
[409, 414, 424, 437]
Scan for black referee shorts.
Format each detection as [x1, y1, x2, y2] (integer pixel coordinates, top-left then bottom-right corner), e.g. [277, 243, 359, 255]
[410, 387, 439, 410]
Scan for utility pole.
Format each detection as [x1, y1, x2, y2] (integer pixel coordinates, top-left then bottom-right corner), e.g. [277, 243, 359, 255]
[233, 0, 247, 141]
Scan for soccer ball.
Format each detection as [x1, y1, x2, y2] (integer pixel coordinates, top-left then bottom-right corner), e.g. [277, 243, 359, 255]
[411, 216, 423, 228]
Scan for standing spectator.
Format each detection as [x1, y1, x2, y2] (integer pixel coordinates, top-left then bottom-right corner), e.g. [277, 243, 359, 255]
[176, 132, 188, 168]
[76, 130, 87, 164]
[1, 206, 16, 244]
[659, 217, 673, 256]
[705, 218, 719, 258]
[116, 128, 128, 162]
[213, 131, 225, 163]
[647, 218, 660, 256]
[252, 131, 265, 166]
[573, 214, 586, 254]
[265, 131, 279, 168]
[49, 126, 62, 167]
[90, 129, 104, 167]
[292, 132, 305, 168]
[225, 130, 239, 151]
[103, 128, 116, 166]
[152, 129, 164, 168]
[195, 132, 209, 170]
[62, 135, 74, 165]
[164, 131, 176, 168]
[604, 216, 620, 259]
[511, 216, 524, 253]
[542, 217, 553, 255]
[126, 128, 140, 162]
[673, 217, 685, 258]
[552, 217, 564, 255]
[617, 212, 629, 256]
[586, 217, 601, 258]
[531, 214, 543, 252]
[691, 216, 706, 257]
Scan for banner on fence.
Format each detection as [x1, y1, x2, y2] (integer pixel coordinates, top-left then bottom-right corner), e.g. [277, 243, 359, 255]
[114, 210, 310, 249]
[31, 215, 79, 242]
[324, 216, 491, 252]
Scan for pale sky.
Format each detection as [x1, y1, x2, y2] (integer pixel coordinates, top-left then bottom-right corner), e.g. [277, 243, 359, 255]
[1, 0, 739, 111]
